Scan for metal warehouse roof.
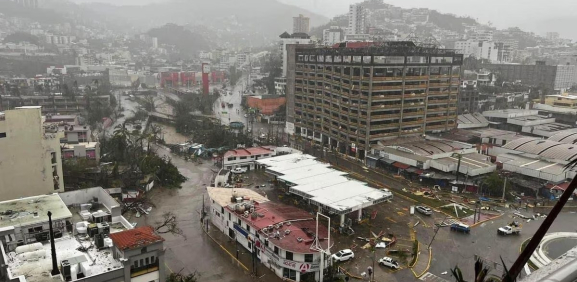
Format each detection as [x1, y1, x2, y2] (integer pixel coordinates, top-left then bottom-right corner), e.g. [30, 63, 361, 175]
[502, 137, 577, 161]
[257, 154, 393, 214]
[548, 129, 577, 144]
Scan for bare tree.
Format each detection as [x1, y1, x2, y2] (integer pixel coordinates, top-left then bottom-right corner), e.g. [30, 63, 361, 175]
[167, 271, 199, 282]
[155, 212, 185, 239]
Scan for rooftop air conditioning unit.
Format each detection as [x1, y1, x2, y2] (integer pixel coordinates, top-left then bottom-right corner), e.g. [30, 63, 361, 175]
[285, 230, 291, 235]
[296, 237, 303, 242]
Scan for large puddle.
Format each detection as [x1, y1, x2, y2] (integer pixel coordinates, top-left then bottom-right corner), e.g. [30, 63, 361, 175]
[545, 238, 577, 259]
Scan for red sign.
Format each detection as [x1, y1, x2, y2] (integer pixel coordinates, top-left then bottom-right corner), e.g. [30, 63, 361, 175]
[299, 263, 311, 273]
[283, 260, 297, 268]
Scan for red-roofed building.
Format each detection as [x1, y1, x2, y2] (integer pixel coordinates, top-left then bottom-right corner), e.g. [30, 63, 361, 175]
[546, 182, 577, 197]
[110, 226, 166, 281]
[207, 187, 330, 281]
[223, 146, 276, 171]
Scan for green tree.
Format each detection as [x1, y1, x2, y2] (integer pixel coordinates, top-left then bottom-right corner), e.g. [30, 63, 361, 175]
[481, 172, 511, 197]
[451, 258, 506, 282]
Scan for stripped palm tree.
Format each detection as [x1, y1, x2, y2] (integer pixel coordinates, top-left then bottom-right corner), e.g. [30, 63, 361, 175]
[452, 258, 511, 282]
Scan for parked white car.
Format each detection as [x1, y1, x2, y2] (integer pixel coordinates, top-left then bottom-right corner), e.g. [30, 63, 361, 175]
[231, 167, 247, 174]
[416, 206, 432, 216]
[378, 256, 399, 269]
[332, 249, 354, 262]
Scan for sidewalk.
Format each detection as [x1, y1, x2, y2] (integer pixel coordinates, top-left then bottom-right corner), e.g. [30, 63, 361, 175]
[204, 221, 283, 282]
[411, 243, 432, 278]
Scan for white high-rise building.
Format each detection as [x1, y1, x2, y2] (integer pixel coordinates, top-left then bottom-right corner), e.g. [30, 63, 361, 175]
[323, 26, 344, 46]
[348, 4, 366, 35]
[454, 40, 498, 62]
[152, 37, 158, 49]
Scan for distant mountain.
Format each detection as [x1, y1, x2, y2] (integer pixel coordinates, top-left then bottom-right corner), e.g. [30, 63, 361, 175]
[81, 0, 329, 46]
[147, 24, 212, 56]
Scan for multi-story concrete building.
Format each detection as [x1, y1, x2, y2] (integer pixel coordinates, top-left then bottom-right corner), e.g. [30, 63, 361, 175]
[278, 32, 314, 78]
[1, 95, 111, 115]
[287, 41, 463, 160]
[483, 61, 577, 90]
[0, 107, 64, 201]
[292, 14, 310, 34]
[454, 40, 498, 62]
[322, 26, 344, 46]
[458, 84, 479, 114]
[348, 4, 366, 35]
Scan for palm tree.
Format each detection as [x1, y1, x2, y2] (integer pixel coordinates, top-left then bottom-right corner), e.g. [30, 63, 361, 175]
[452, 258, 509, 282]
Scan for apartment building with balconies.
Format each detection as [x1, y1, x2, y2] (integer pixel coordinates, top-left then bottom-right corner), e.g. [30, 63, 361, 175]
[287, 41, 463, 160]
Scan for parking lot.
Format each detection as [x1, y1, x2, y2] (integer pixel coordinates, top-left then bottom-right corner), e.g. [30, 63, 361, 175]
[231, 167, 577, 281]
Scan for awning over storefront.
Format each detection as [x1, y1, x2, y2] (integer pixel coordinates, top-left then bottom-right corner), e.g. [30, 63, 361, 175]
[393, 162, 410, 169]
[406, 167, 423, 174]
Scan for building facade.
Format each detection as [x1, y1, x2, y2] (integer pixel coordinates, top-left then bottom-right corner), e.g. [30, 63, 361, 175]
[348, 4, 366, 35]
[0, 107, 64, 201]
[322, 26, 344, 46]
[482, 62, 563, 90]
[454, 40, 498, 62]
[458, 85, 480, 114]
[1, 95, 111, 115]
[288, 42, 463, 160]
[292, 14, 310, 34]
[207, 187, 329, 282]
[279, 33, 313, 78]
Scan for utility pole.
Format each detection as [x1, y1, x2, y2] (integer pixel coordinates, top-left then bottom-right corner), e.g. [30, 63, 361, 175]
[428, 215, 449, 249]
[502, 176, 507, 202]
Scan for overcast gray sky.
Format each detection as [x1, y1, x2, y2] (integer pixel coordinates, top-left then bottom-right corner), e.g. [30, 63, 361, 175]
[71, 0, 577, 39]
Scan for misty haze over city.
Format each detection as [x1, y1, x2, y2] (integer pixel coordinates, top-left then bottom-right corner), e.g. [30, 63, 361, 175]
[1, 1, 577, 282]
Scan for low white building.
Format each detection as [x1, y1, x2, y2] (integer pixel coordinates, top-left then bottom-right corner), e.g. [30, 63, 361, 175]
[322, 26, 344, 46]
[223, 146, 300, 171]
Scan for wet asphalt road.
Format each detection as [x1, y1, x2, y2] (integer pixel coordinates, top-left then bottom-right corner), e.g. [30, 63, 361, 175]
[138, 146, 257, 281]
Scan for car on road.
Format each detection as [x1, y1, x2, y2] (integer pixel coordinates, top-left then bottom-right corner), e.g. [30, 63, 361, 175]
[332, 249, 354, 262]
[415, 206, 432, 216]
[231, 167, 247, 174]
[378, 257, 399, 269]
[450, 223, 471, 234]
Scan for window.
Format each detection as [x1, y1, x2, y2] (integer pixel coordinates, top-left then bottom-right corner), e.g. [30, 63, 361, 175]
[274, 246, 279, 255]
[227, 157, 236, 161]
[151, 256, 155, 263]
[134, 260, 139, 268]
[283, 268, 297, 280]
[145, 257, 149, 265]
[238, 218, 241, 225]
[285, 251, 293, 260]
[305, 254, 313, 262]
[0, 132, 6, 138]
[228, 213, 231, 220]
[221, 207, 224, 213]
[141, 247, 147, 254]
[240, 156, 247, 160]
[247, 225, 250, 233]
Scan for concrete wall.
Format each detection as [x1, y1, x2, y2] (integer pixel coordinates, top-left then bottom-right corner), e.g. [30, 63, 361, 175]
[59, 187, 121, 218]
[0, 107, 64, 201]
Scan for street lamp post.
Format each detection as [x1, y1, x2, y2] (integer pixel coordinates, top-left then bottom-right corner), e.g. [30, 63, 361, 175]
[315, 212, 331, 282]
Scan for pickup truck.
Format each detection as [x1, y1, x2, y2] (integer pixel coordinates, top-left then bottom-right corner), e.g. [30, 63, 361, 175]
[498, 222, 521, 235]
